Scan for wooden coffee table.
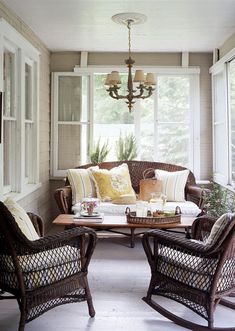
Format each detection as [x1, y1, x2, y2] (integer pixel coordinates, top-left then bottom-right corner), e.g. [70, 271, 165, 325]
[53, 214, 195, 248]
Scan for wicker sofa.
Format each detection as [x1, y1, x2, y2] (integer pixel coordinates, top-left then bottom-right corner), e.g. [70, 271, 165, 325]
[54, 160, 205, 215]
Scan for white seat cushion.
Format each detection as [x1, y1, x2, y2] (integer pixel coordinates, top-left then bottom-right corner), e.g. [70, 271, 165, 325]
[72, 201, 201, 217]
[0, 245, 81, 290]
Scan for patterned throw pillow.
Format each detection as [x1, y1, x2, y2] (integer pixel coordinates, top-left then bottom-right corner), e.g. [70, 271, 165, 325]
[155, 169, 189, 202]
[206, 213, 233, 246]
[67, 167, 98, 205]
[4, 197, 39, 241]
[90, 163, 135, 201]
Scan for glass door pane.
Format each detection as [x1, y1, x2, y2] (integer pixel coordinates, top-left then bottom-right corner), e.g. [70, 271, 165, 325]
[229, 59, 235, 182]
[58, 76, 88, 122]
[93, 73, 134, 161]
[3, 50, 15, 117]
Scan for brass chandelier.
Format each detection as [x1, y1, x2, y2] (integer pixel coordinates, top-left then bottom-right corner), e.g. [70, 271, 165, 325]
[105, 13, 156, 112]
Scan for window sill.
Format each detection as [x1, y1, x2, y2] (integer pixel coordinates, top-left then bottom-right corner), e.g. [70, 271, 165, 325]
[3, 183, 42, 202]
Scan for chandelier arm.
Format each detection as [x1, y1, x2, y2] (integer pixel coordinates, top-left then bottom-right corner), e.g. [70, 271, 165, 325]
[137, 87, 154, 99]
[107, 88, 129, 100]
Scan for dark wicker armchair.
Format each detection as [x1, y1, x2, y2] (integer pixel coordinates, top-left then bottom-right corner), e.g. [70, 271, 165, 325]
[142, 214, 235, 330]
[0, 201, 97, 331]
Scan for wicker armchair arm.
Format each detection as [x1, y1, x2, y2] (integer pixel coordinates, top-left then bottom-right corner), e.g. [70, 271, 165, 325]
[31, 226, 95, 249]
[186, 184, 205, 209]
[54, 185, 72, 214]
[191, 215, 216, 240]
[27, 212, 44, 237]
[20, 227, 97, 271]
[142, 229, 214, 272]
[143, 229, 209, 254]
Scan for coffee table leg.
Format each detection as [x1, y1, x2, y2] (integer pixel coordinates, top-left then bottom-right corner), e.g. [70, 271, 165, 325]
[130, 228, 135, 248]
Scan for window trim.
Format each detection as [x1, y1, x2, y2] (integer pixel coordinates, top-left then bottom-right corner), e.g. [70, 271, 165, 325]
[74, 65, 200, 180]
[210, 46, 235, 189]
[0, 19, 40, 200]
[51, 72, 91, 177]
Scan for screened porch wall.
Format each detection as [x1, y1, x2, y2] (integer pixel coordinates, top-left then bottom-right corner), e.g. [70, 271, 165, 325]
[0, 2, 51, 228]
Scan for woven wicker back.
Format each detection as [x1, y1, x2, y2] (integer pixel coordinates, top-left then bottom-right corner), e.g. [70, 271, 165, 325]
[74, 160, 196, 193]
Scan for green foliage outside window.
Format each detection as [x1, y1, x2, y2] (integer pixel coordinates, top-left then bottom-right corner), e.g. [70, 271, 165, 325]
[90, 138, 110, 164]
[116, 133, 137, 161]
[203, 181, 235, 217]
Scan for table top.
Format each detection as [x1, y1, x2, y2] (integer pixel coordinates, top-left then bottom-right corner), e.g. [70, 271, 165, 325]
[53, 214, 195, 229]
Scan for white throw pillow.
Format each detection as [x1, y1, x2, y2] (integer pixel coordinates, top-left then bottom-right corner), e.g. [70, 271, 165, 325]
[67, 167, 98, 204]
[206, 213, 233, 246]
[4, 197, 40, 241]
[155, 169, 189, 202]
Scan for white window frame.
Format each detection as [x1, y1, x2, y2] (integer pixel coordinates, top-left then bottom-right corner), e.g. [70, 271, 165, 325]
[210, 47, 235, 189]
[72, 66, 200, 179]
[0, 19, 40, 201]
[51, 72, 91, 177]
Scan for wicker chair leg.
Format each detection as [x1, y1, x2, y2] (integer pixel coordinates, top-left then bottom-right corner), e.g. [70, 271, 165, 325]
[84, 277, 95, 317]
[18, 299, 26, 331]
[146, 275, 157, 299]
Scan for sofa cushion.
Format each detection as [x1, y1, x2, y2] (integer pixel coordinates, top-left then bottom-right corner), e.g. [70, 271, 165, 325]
[72, 200, 201, 217]
[4, 198, 40, 241]
[155, 169, 189, 202]
[90, 163, 135, 201]
[67, 167, 98, 204]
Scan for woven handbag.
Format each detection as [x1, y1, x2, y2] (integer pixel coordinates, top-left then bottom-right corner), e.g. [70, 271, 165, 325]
[139, 168, 163, 201]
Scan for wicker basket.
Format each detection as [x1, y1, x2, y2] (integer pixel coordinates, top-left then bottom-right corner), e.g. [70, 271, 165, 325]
[126, 210, 181, 225]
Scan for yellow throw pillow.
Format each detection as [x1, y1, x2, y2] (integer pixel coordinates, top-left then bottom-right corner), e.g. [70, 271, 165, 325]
[67, 166, 98, 204]
[90, 163, 135, 201]
[4, 197, 40, 241]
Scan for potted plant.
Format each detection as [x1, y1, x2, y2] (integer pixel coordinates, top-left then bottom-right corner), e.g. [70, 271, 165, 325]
[116, 133, 137, 161]
[90, 138, 110, 164]
[203, 180, 235, 217]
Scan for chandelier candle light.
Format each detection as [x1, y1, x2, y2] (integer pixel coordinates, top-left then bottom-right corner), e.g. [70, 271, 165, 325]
[105, 13, 156, 112]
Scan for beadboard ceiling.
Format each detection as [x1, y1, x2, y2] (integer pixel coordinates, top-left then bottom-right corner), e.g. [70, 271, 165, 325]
[2, 0, 235, 52]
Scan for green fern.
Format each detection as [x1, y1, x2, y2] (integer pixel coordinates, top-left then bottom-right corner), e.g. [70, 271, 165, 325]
[90, 138, 110, 164]
[116, 133, 137, 161]
[203, 180, 235, 217]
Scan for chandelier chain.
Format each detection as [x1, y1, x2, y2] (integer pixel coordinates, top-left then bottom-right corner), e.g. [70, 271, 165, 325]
[127, 20, 131, 58]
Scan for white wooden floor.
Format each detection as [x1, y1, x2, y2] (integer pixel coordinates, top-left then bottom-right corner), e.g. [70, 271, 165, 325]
[0, 235, 235, 331]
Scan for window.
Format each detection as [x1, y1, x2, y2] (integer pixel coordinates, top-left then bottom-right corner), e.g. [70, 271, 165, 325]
[93, 73, 134, 161]
[0, 19, 40, 199]
[51, 73, 89, 177]
[211, 48, 235, 188]
[51, 67, 200, 178]
[3, 48, 17, 194]
[93, 72, 199, 175]
[229, 59, 235, 183]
